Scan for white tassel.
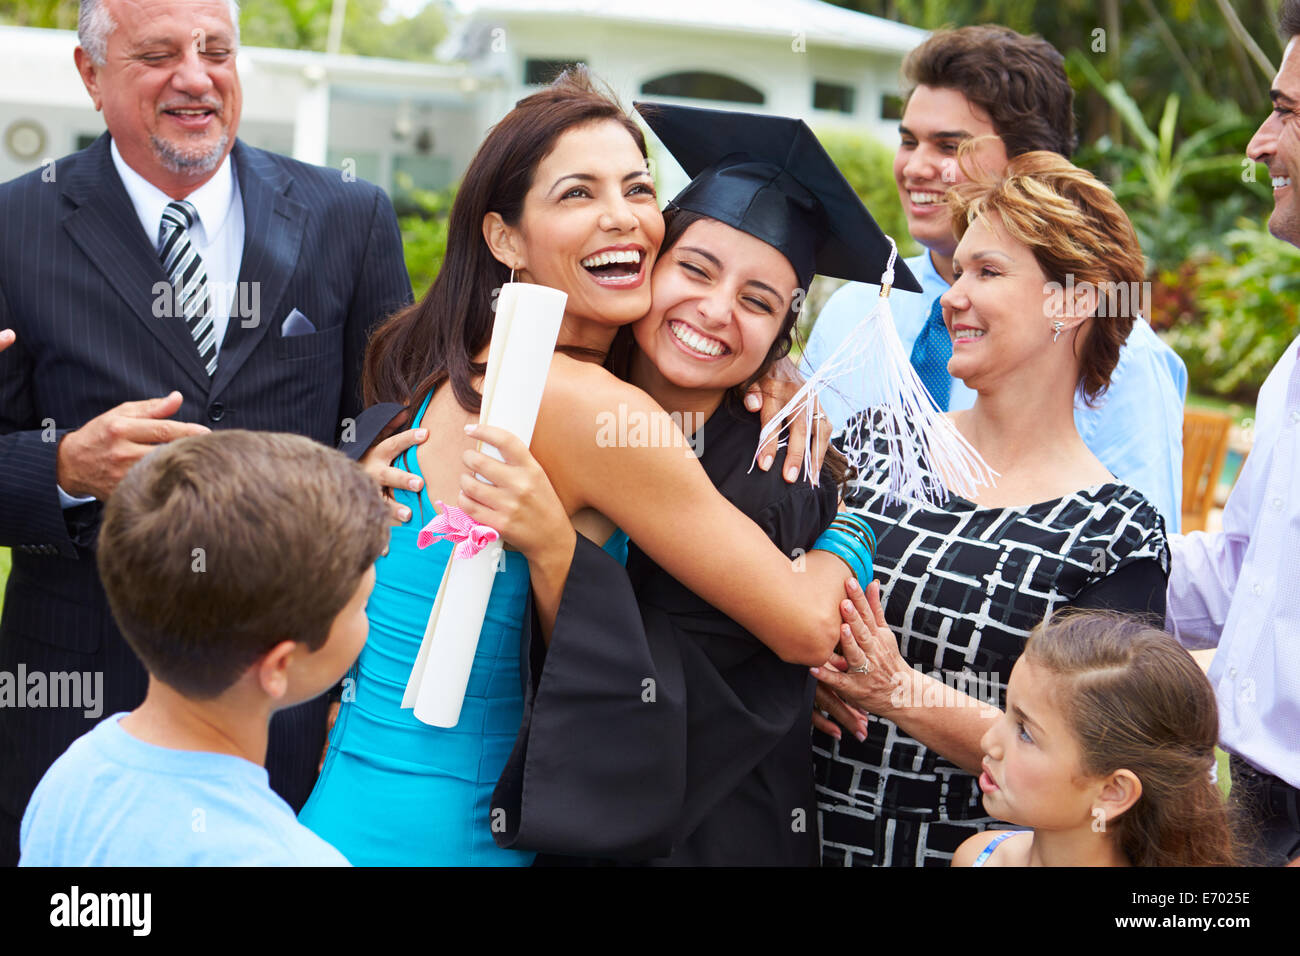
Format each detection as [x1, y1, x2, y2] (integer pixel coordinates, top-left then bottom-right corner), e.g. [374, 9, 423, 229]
[754, 238, 998, 505]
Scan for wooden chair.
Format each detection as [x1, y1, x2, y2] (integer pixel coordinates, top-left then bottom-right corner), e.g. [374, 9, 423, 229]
[1182, 409, 1234, 533]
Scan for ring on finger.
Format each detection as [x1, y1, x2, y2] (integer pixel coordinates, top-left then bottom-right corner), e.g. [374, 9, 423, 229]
[847, 662, 870, 674]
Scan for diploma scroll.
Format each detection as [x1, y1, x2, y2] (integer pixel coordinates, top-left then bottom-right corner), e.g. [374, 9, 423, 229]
[401, 282, 567, 727]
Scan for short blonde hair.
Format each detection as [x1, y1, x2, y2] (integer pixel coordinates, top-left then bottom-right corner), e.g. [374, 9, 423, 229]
[947, 148, 1146, 405]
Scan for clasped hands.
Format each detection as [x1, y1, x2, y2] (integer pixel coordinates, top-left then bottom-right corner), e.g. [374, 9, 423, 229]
[810, 579, 912, 743]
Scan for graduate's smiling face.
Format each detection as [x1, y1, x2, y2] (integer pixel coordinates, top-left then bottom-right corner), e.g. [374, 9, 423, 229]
[486, 119, 664, 330]
[634, 217, 796, 393]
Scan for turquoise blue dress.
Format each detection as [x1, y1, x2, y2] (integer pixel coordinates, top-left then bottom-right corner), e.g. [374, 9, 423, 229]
[299, 388, 628, 865]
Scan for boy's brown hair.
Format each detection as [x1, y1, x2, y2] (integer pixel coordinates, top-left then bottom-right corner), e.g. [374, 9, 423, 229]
[98, 430, 390, 699]
[902, 25, 1077, 159]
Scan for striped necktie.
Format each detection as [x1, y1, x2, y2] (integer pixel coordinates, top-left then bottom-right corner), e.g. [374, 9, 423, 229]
[908, 294, 952, 411]
[158, 200, 217, 376]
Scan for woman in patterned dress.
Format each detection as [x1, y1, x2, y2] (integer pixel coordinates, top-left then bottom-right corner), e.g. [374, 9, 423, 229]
[812, 150, 1170, 866]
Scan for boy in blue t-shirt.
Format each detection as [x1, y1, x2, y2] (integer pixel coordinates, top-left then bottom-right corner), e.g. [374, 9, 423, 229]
[20, 430, 390, 866]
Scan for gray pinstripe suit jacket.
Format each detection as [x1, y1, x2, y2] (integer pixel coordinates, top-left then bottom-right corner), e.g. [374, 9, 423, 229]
[0, 133, 413, 862]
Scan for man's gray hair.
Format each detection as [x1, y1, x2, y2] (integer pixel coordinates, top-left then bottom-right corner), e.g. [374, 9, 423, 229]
[79, 0, 241, 66]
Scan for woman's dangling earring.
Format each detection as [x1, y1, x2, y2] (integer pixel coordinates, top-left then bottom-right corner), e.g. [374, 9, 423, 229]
[1052, 319, 1065, 343]
[509, 267, 516, 284]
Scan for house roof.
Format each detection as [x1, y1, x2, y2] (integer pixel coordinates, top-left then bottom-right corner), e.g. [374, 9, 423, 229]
[446, 0, 927, 57]
[0, 24, 469, 83]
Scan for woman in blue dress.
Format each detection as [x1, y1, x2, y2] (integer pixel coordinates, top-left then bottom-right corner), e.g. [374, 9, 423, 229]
[298, 70, 656, 866]
[300, 72, 911, 865]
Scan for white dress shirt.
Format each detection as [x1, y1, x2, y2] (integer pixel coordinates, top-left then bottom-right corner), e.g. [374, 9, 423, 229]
[1166, 332, 1300, 787]
[110, 138, 245, 342]
[58, 142, 245, 507]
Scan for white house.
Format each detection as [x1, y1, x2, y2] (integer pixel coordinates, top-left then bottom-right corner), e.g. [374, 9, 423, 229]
[0, 1, 925, 198]
[0, 26, 485, 201]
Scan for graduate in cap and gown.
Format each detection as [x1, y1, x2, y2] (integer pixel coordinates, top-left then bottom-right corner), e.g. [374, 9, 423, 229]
[465, 102, 967, 865]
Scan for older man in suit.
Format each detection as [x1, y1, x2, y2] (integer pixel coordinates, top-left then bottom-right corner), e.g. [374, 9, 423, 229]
[0, 0, 412, 863]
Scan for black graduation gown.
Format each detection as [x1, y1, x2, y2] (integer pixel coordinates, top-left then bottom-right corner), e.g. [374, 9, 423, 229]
[492, 394, 839, 865]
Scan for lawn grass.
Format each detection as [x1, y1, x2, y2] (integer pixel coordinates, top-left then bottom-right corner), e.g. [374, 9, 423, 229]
[1217, 748, 1232, 800]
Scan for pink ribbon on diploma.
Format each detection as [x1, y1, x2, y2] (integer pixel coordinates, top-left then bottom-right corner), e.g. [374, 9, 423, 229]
[417, 501, 500, 559]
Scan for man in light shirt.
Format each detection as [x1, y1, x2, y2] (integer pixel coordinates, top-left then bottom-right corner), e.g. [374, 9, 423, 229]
[1167, 0, 1300, 867]
[0, 0, 411, 864]
[802, 25, 1187, 532]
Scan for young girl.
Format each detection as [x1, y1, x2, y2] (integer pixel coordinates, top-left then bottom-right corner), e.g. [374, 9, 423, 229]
[947, 610, 1236, 867]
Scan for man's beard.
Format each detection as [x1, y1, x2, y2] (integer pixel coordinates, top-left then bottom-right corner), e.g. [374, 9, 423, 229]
[151, 132, 229, 176]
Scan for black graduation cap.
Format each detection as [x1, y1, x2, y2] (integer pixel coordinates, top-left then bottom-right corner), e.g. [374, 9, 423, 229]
[634, 101, 920, 294]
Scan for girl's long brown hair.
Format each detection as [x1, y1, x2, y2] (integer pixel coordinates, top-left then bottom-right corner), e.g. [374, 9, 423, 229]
[1023, 611, 1237, 866]
[362, 67, 648, 418]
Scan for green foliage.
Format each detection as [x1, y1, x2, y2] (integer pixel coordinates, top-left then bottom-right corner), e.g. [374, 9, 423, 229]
[0, 0, 74, 29]
[829, 1, 1285, 111]
[238, 0, 446, 60]
[815, 129, 918, 261]
[0, 0, 448, 62]
[1070, 53, 1268, 271]
[395, 177, 454, 296]
[238, 0, 333, 50]
[1164, 219, 1300, 401]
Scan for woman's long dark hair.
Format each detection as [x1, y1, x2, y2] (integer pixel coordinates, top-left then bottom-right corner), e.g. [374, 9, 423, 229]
[362, 68, 649, 417]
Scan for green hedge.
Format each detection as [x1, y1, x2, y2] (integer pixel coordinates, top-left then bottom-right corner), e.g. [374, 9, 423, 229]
[1162, 219, 1300, 403]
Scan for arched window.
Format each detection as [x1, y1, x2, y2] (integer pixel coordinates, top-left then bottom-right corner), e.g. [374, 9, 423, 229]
[640, 71, 764, 105]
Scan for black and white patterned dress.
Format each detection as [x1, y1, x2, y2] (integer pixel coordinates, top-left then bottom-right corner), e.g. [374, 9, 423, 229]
[814, 410, 1170, 867]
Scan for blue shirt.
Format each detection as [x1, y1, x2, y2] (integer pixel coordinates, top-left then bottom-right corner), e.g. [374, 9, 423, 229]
[20, 713, 350, 867]
[802, 251, 1188, 532]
